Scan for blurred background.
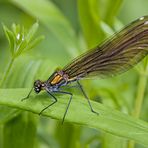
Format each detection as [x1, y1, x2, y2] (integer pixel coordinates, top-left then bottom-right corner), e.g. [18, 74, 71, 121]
[0, 0, 148, 148]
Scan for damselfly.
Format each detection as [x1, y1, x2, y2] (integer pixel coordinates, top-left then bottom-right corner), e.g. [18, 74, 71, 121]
[22, 16, 148, 123]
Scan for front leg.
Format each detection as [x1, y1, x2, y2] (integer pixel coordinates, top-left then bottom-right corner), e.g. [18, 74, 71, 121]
[21, 87, 33, 101]
[39, 91, 57, 115]
[38, 89, 72, 124]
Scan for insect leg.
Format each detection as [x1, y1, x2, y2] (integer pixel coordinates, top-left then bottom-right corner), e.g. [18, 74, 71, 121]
[76, 80, 99, 115]
[55, 91, 73, 124]
[21, 87, 33, 101]
[39, 91, 57, 115]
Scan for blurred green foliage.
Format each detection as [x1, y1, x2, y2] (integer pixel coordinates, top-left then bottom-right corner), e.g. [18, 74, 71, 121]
[0, 0, 148, 148]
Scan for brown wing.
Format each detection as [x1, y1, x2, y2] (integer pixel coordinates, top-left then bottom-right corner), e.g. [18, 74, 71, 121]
[63, 16, 148, 79]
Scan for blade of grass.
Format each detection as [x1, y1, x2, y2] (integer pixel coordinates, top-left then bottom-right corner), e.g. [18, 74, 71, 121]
[25, 22, 39, 43]
[128, 75, 148, 148]
[0, 106, 20, 124]
[3, 112, 37, 148]
[0, 89, 148, 147]
[2, 25, 15, 56]
[77, 0, 105, 48]
[102, 133, 127, 148]
[103, 0, 123, 26]
[0, 58, 14, 87]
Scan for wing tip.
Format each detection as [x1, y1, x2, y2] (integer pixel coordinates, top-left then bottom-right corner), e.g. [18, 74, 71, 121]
[138, 15, 148, 23]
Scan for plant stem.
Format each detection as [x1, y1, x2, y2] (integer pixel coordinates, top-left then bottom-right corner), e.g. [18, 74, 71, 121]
[0, 58, 14, 87]
[128, 74, 147, 148]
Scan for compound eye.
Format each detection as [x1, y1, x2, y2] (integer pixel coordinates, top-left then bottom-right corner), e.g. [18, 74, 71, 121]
[34, 80, 41, 86]
[34, 87, 40, 93]
[34, 80, 43, 93]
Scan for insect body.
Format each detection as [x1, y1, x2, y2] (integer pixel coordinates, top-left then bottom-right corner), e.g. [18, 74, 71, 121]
[22, 16, 148, 123]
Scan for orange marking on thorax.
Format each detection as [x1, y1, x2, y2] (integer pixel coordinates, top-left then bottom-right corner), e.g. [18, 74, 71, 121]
[51, 74, 63, 85]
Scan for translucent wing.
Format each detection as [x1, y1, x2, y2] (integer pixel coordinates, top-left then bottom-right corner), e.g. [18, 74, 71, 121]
[63, 16, 148, 79]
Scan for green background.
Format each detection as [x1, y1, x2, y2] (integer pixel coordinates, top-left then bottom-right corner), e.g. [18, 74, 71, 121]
[0, 0, 148, 148]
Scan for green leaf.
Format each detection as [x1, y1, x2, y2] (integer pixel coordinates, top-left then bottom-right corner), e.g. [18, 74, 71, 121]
[113, 18, 124, 32]
[11, 0, 81, 57]
[12, 23, 21, 37]
[77, 0, 105, 48]
[3, 112, 37, 148]
[103, 0, 123, 26]
[100, 21, 115, 37]
[0, 106, 20, 124]
[25, 22, 39, 43]
[102, 133, 127, 148]
[24, 35, 44, 52]
[0, 89, 148, 147]
[3, 25, 15, 56]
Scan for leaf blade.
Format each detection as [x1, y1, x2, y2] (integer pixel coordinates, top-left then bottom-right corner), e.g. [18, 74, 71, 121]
[0, 88, 148, 147]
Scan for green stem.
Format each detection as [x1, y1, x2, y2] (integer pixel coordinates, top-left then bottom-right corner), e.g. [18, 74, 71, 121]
[128, 74, 147, 148]
[0, 58, 14, 87]
[133, 75, 147, 118]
